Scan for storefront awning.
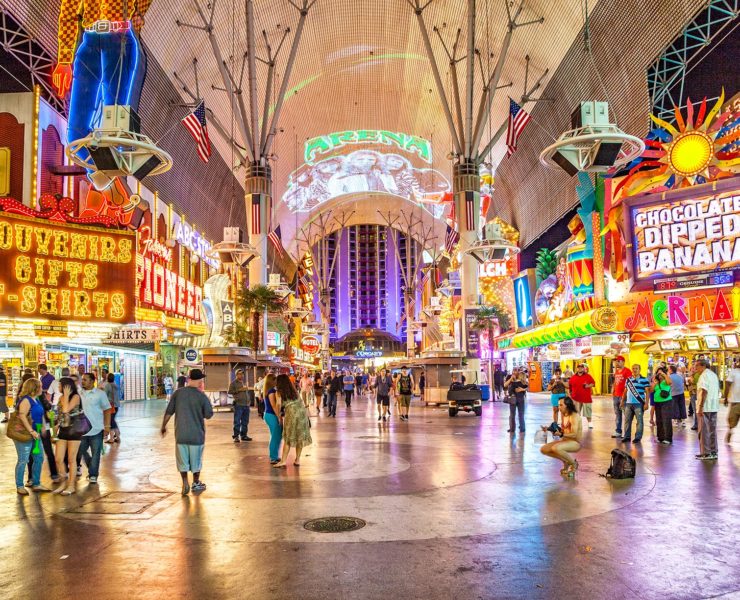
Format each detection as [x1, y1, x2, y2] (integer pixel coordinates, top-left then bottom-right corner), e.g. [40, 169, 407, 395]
[499, 307, 619, 350]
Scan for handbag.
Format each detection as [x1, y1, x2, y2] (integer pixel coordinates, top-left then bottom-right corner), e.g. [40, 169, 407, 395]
[5, 410, 33, 443]
[68, 408, 92, 437]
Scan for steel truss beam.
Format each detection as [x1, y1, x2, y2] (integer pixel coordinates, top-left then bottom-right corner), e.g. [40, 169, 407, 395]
[0, 9, 66, 114]
[648, 0, 739, 121]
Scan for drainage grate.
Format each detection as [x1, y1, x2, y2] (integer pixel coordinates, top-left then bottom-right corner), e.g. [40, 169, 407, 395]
[304, 516, 367, 533]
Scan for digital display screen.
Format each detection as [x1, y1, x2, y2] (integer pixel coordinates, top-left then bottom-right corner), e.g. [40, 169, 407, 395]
[659, 340, 681, 351]
[685, 339, 702, 351]
[722, 334, 739, 349]
[704, 335, 721, 350]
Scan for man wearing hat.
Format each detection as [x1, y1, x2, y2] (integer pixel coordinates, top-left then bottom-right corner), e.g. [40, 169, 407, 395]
[611, 356, 632, 438]
[161, 368, 214, 495]
[229, 369, 252, 443]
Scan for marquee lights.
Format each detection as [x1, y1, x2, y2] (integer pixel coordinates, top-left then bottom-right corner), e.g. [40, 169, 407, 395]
[0, 214, 135, 322]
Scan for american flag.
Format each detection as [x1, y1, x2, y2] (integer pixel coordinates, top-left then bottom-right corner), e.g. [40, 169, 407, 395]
[250, 194, 262, 235]
[268, 225, 285, 258]
[181, 101, 212, 163]
[464, 191, 476, 231]
[420, 269, 430, 287]
[506, 98, 531, 156]
[445, 224, 460, 255]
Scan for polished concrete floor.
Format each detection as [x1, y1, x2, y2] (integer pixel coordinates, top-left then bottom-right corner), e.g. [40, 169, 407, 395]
[1, 392, 738, 600]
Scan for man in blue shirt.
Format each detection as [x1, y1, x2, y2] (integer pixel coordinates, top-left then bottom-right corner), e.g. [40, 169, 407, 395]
[620, 364, 653, 443]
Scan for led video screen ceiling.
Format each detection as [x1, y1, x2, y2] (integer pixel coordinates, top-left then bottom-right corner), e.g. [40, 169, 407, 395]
[282, 129, 451, 213]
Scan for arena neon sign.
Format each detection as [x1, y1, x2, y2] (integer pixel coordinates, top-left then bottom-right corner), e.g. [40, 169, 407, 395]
[304, 130, 432, 165]
[630, 191, 740, 281]
[0, 214, 135, 321]
[623, 291, 734, 331]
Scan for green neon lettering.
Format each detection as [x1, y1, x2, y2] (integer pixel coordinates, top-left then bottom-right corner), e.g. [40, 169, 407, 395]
[653, 299, 669, 327]
[304, 136, 331, 164]
[356, 130, 379, 143]
[405, 135, 431, 162]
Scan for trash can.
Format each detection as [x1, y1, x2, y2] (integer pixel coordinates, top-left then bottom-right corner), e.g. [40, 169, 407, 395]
[480, 384, 491, 401]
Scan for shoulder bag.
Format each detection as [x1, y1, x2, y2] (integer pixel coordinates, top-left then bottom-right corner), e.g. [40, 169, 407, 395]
[5, 410, 33, 443]
[68, 406, 92, 437]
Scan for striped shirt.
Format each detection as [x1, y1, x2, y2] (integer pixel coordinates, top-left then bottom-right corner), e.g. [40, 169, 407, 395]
[626, 377, 651, 404]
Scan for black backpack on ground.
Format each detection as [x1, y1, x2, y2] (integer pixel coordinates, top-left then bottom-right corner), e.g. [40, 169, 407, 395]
[604, 449, 636, 479]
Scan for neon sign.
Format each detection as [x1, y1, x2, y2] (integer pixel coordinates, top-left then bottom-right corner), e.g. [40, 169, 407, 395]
[171, 221, 218, 268]
[136, 255, 203, 323]
[623, 291, 734, 331]
[305, 130, 432, 165]
[630, 191, 740, 280]
[0, 214, 135, 321]
[283, 131, 450, 213]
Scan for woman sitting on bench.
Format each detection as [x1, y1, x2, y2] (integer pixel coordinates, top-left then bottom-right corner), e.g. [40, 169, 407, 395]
[540, 396, 583, 476]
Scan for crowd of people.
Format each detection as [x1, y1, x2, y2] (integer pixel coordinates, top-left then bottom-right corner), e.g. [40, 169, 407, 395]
[6, 356, 737, 496]
[4, 364, 121, 496]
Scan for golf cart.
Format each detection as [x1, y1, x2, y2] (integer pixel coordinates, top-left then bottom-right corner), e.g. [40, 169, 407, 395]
[447, 369, 482, 417]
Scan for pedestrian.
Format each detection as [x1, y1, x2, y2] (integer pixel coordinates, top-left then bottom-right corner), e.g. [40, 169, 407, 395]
[11, 378, 46, 495]
[687, 361, 700, 430]
[620, 364, 652, 444]
[562, 366, 574, 389]
[229, 369, 252, 443]
[392, 371, 400, 415]
[397, 366, 414, 420]
[653, 369, 674, 444]
[695, 360, 720, 460]
[254, 375, 265, 419]
[104, 373, 121, 443]
[327, 369, 342, 417]
[163, 373, 174, 400]
[493, 367, 505, 402]
[273, 374, 312, 468]
[650, 361, 668, 426]
[540, 396, 583, 477]
[161, 369, 214, 495]
[27, 371, 59, 485]
[343, 369, 355, 407]
[262, 374, 282, 464]
[299, 371, 314, 408]
[611, 355, 631, 438]
[375, 368, 393, 421]
[355, 372, 363, 398]
[547, 368, 567, 426]
[176, 371, 187, 389]
[312, 372, 324, 415]
[669, 364, 687, 427]
[0, 365, 8, 423]
[76, 373, 112, 484]
[38, 364, 54, 397]
[418, 370, 426, 404]
[52, 377, 83, 495]
[567, 363, 596, 429]
[504, 367, 528, 434]
[724, 360, 740, 444]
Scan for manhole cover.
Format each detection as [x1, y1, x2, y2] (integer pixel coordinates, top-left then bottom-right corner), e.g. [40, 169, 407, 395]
[304, 516, 367, 533]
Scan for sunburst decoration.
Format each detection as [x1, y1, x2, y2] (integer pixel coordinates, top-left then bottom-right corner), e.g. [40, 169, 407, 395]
[613, 89, 740, 200]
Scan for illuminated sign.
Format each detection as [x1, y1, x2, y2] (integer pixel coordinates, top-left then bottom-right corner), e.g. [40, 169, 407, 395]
[464, 309, 480, 358]
[356, 350, 383, 358]
[478, 260, 512, 278]
[513, 270, 536, 330]
[105, 327, 162, 343]
[304, 130, 432, 165]
[283, 130, 451, 213]
[0, 214, 135, 322]
[629, 191, 740, 281]
[171, 221, 218, 268]
[267, 331, 281, 347]
[137, 255, 203, 322]
[653, 271, 734, 293]
[623, 291, 734, 331]
[301, 335, 321, 356]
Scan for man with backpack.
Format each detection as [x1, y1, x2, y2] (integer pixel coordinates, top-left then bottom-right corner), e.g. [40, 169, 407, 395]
[620, 364, 652, 444]
[397, 366, 414, 421]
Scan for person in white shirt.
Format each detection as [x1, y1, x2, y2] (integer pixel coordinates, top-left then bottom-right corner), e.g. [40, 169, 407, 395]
[724, 362, 740, 444]
[695, 359, 720, 460]
[47, 367, 71, 406]
[76, 372, 112, 483]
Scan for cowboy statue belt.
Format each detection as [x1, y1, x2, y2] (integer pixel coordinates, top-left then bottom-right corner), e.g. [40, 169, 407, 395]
[85, 20, 131, 34]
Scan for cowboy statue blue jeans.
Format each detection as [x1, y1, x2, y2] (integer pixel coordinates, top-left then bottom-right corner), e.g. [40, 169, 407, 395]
[67, 28, 146, 164]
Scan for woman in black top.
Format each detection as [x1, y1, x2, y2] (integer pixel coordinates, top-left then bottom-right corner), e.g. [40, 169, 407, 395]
[504, 368, 529, 434]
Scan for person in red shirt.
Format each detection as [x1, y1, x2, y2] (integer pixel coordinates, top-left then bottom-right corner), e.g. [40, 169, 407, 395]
[611, 355, 632, 438]
[568, 363, 596, 429]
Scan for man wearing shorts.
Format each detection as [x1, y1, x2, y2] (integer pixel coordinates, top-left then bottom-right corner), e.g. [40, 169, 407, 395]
[375, 368, 393, 421]
[397, 366, 414, 421]
[161, 369, 214, 495]
[568, 363, 595, 429]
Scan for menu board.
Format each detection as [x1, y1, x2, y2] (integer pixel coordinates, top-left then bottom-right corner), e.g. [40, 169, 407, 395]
[540, 361, 555, 389]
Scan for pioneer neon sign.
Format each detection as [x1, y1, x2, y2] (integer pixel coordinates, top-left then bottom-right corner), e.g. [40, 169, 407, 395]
[305, 130, 432, 165]
[630, 191, 740, 280]
[624, 291, 734, 331]
[137, 255, 203, 322]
